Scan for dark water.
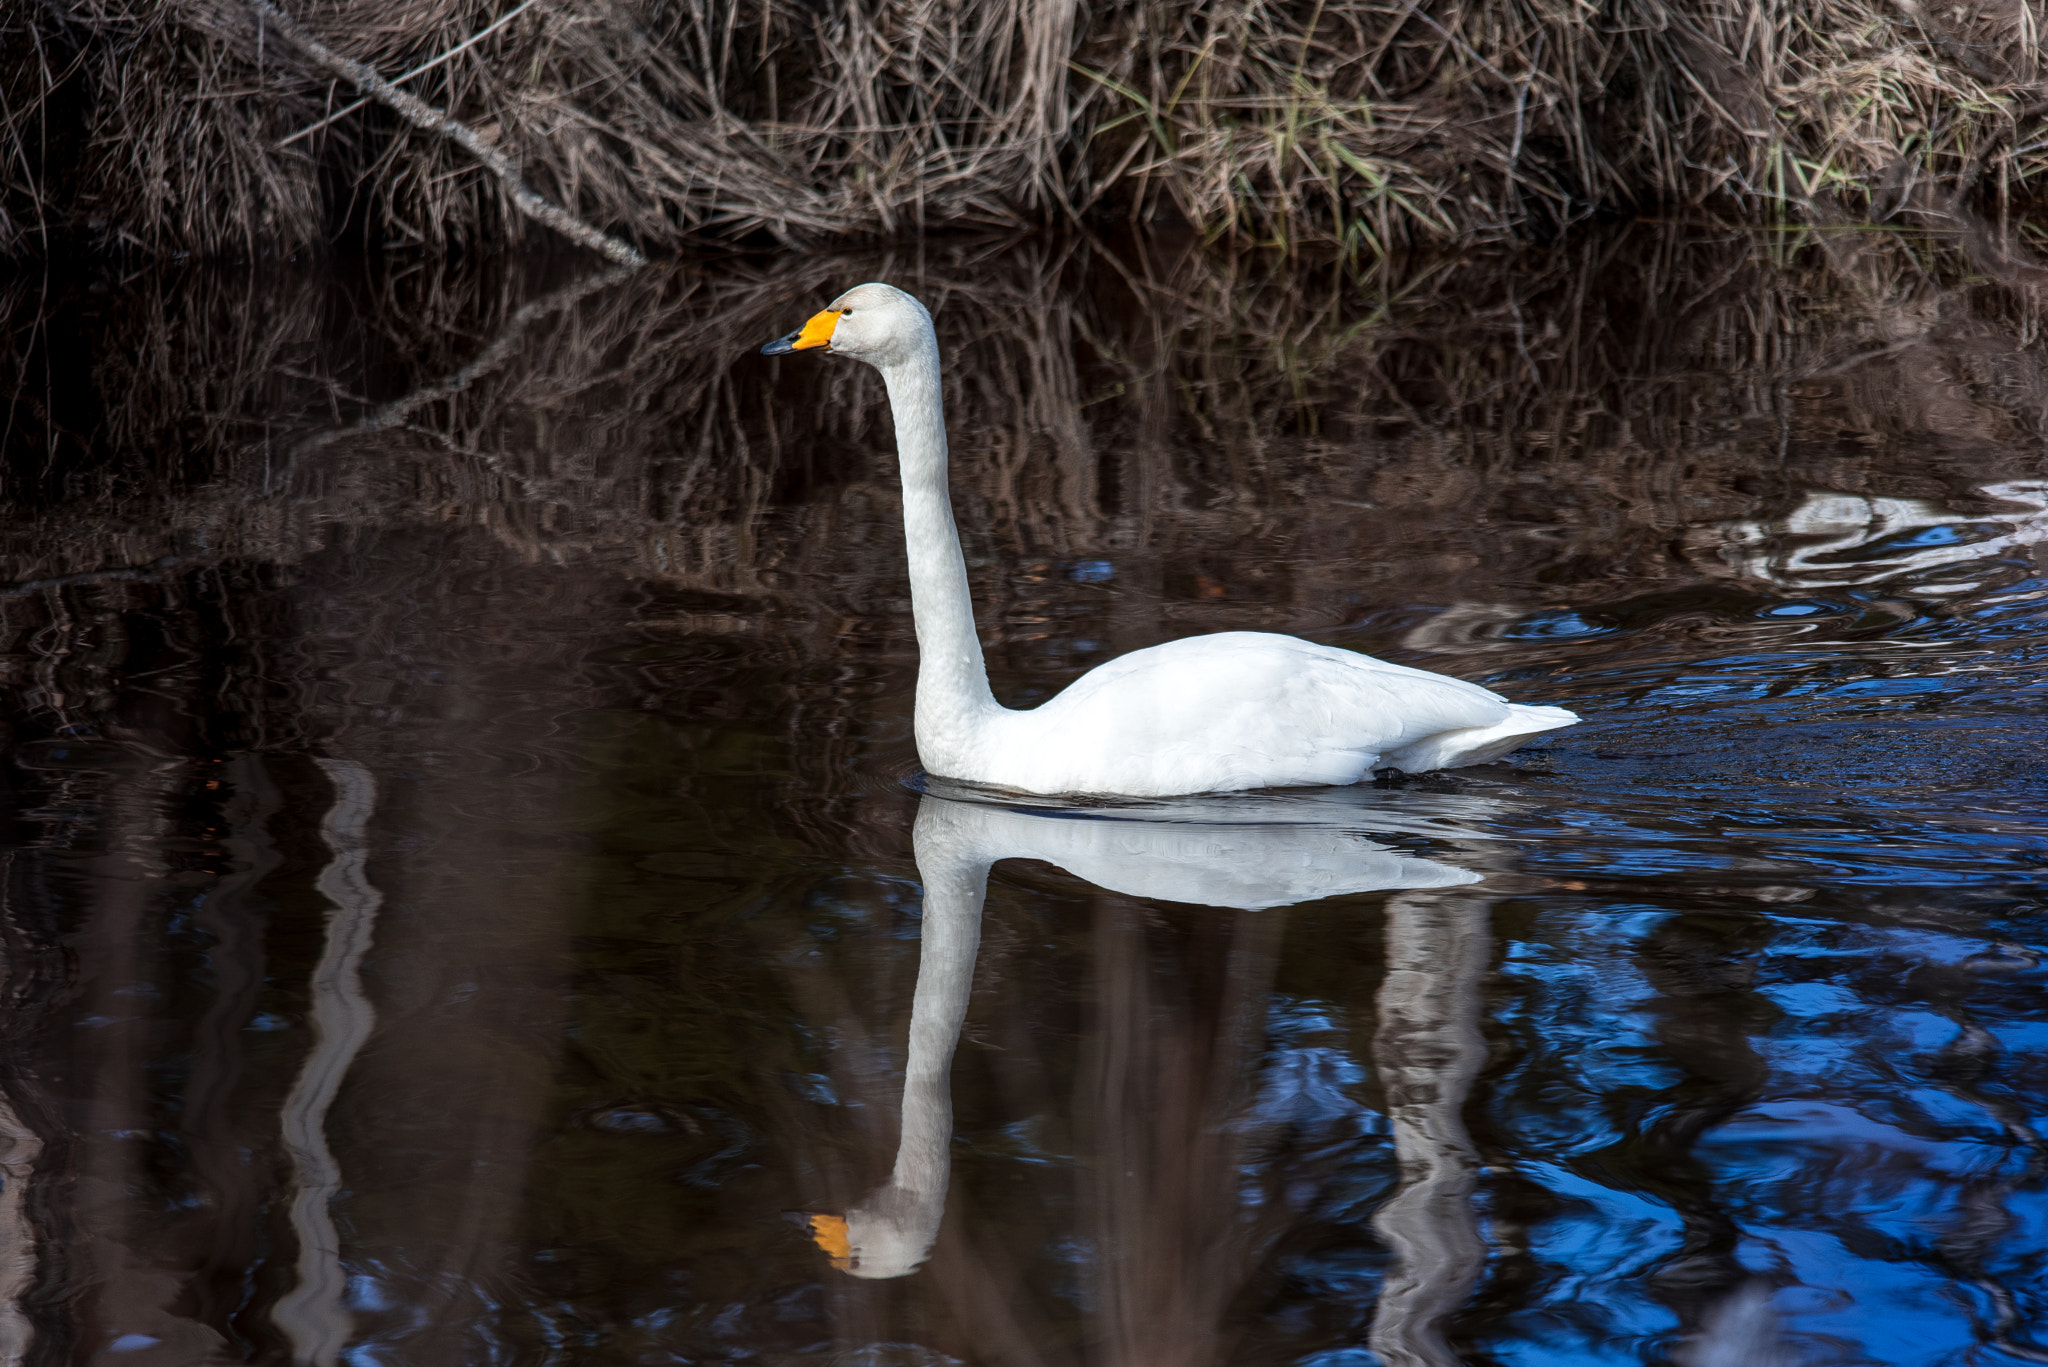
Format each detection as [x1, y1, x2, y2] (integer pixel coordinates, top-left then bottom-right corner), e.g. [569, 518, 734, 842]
[2, 227, 2046, 1365]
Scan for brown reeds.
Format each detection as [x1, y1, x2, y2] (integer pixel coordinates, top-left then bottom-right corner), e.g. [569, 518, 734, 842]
[8, 0, 2048, 260]
[1073, 0, 2048, 249]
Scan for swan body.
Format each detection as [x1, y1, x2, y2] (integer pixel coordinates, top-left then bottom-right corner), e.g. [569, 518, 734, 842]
[763, 283, 1578, 797]
[966, 631, 1573, 795]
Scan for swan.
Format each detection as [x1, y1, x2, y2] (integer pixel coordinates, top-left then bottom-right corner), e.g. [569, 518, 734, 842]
[762, 283, 1579, 797]
[803, 790, 1483, 1279]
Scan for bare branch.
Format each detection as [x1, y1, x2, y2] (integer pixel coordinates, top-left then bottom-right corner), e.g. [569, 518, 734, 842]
[249, 0, 646, 267]
[275, 0, 544, 150]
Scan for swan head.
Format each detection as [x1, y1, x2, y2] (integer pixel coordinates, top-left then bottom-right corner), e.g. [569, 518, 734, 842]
[759, 282, 935, 369]
[803, 1187, 943, 1279]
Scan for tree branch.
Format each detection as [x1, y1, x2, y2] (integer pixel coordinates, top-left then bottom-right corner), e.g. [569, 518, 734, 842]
[275, 0, 543, 150]
[250, 0, 646, 267]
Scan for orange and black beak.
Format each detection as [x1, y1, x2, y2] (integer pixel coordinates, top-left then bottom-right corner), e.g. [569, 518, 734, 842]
[809, 1212, 853, 1269]
[760, 308, 842, 356]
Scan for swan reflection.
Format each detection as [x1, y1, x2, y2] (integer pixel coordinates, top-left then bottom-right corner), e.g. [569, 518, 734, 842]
[807, 789, 1488, 1287]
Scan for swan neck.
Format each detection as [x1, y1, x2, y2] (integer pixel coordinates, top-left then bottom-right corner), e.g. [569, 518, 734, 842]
[882, 346, 998, 770]
[892, 815, 987, 1194]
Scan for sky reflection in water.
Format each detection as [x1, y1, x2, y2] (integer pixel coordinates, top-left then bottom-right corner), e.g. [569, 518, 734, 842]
[0, 227, 2046, 1365]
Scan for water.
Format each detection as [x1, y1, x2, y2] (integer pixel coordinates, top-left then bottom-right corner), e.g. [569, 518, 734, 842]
[2, 227, 2046, 1365]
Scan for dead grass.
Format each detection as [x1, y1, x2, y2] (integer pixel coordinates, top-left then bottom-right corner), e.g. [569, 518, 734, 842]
[1072, 0, 2048, 250]
[9, 0, 2048, 258]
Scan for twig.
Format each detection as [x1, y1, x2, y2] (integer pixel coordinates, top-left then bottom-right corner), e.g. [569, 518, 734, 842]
[1411, 11, 1508, 85]
[276, 0, 543, 149]
[1508, 33, 1543, 179]
[248, 0, 645, 266]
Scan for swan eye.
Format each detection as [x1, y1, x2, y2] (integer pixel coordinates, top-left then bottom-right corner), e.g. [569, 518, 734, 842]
[840, 308, 853, 316]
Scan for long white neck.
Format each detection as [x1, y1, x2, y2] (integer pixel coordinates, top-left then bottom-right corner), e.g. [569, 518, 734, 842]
[881, 342, 1001, 774]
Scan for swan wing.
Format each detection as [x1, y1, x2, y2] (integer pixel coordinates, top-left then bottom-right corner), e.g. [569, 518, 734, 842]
[984, 632, 1531, 795]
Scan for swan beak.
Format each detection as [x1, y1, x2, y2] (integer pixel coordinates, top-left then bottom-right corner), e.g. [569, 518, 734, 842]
[760, 309, 842, 355]
[805, 1212, 854, 1270]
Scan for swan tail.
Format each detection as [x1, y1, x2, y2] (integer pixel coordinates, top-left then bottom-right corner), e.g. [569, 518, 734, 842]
[1379, 704, 1579, 773]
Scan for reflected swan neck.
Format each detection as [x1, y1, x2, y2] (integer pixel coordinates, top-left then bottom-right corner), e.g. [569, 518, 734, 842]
[837, 808, 988, 1279]
[894, 811, 989, 1189]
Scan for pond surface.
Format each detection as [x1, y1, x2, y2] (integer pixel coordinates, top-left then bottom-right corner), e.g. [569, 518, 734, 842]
[1, 227, 2046, 1366]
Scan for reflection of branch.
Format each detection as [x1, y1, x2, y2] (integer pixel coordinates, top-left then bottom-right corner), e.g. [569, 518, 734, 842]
[0, 553, 197, 602]
[1370, 888, 1488, 1367]
[0, 262, 641, 602]
[0, 1020, 41, 1363]
[297, 264, 634, 453]
[273, 759, 382, 1367]
[249, 0, 645, 267]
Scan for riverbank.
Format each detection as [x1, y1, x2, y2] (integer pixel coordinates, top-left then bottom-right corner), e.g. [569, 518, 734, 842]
[8, 0, 2048, 260]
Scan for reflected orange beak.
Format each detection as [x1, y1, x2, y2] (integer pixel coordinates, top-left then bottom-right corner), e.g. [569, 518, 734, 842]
[807, 1213, 853, 1270]
[760, 309, 843, 356]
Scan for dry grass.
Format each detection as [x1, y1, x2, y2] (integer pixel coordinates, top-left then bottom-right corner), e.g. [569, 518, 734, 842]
[9, 0, 2048, 258]
[0, 0, 1079, 257]
[1072, 0, 2048, 250]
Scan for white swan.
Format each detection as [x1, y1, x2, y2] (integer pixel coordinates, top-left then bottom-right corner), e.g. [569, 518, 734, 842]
[805, 791, 1483, 1279]
[763, 283, 1578, 797]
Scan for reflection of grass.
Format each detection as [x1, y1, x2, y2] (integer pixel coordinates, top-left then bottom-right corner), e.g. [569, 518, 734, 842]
[5, 224, 2048, 743]
[9, 0, 2048, 255]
